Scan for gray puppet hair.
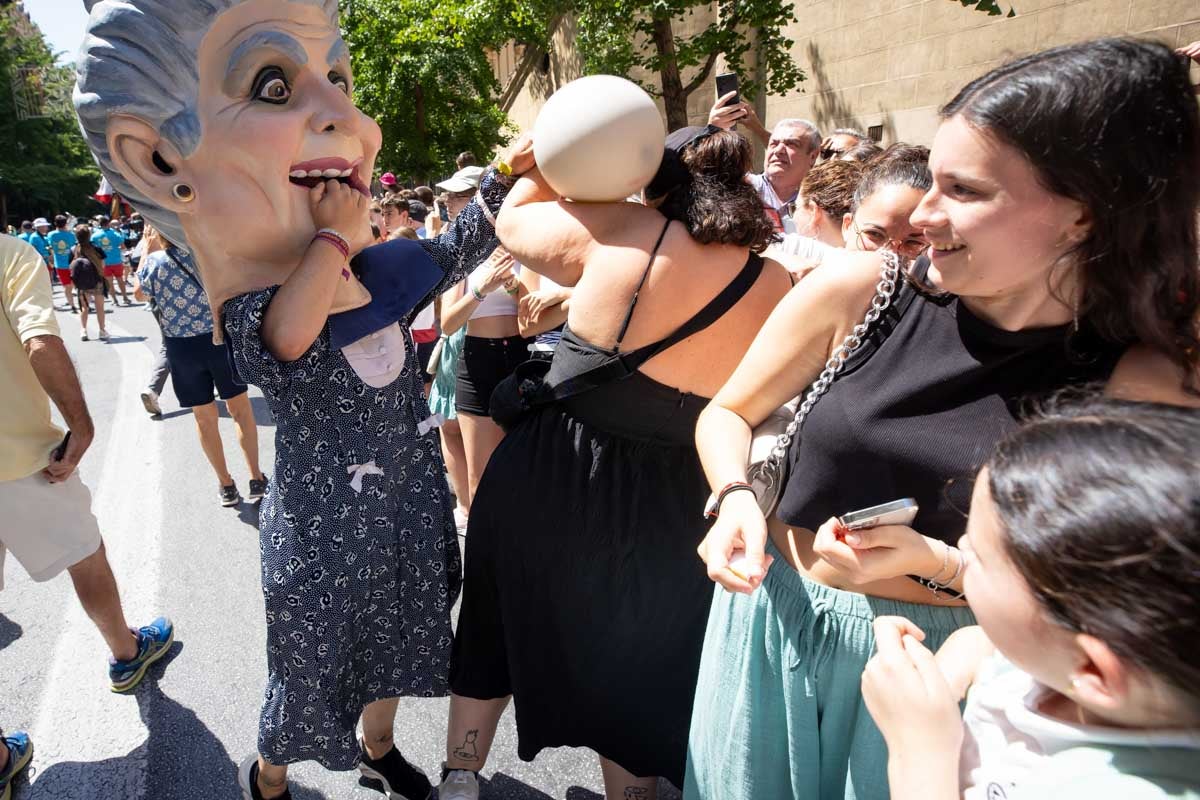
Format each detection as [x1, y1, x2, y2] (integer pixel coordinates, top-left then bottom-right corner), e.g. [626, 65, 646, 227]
[74, 0, 339, 250]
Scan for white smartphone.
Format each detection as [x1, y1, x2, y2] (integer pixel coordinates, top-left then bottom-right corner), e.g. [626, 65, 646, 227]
[839, 498, 918, 531]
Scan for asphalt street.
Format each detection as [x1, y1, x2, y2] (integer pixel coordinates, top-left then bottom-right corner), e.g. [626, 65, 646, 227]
[0, 284, 682, 800]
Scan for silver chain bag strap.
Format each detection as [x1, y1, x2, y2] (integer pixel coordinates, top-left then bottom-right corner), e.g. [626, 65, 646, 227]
[748, 250, 903, 516]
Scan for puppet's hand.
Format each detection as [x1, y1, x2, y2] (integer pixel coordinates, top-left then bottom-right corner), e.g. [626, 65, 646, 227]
[311, 179, 373, 255]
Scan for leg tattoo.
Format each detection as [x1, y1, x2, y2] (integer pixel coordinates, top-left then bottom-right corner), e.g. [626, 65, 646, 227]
[452, 729, 479, 761]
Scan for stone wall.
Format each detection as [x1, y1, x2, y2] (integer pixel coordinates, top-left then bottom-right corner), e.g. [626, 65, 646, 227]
[771, 0, 1200, 145]
[498, 1, 1200, 147]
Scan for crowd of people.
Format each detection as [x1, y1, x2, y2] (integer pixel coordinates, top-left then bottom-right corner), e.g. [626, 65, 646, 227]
[1, 4, 1199, 800]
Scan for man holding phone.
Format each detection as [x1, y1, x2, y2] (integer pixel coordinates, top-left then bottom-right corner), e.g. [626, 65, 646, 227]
[0, 234, 173, 698]
[707, 77, 822, 234]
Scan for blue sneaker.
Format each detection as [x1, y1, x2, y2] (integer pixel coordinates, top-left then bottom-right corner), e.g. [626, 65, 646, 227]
[0, 731, 33, 800]
[109, 616, 174, 693]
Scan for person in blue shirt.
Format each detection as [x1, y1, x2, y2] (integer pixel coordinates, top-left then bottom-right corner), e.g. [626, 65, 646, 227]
[28, 219, 54, 285]
[47, 215, 79, 312]
[90, 217, 130, 306]
[16, 221, 33, 244]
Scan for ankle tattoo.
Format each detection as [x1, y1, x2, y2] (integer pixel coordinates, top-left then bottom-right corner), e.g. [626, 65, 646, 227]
[624, 789, 649, 799]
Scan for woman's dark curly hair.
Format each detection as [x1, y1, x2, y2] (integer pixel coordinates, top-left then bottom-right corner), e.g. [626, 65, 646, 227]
[942, 37, 1200, 391]
[653, 130, 777, 252]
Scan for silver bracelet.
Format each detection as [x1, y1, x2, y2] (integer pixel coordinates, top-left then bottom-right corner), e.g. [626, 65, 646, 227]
[938, 546, 964, 590]
[923, 541, 952, 584]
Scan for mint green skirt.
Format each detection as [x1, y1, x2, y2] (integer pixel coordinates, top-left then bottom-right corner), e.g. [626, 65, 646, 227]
[684, 538, 975, 800]
[427, 328, 465, 421]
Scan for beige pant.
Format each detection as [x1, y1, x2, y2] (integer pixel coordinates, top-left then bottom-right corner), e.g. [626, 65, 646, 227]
[0, 471, 102, 590]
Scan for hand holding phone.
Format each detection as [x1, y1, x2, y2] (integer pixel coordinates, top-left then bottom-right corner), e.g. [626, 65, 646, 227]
[714, 72, 740, 107]
[838, 498, 918, 531]
[810, 499, 932, 586]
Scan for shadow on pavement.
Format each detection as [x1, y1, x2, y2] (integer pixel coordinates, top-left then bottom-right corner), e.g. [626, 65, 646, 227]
[237, 503, 262, 530]
[103, 335, 148, 345]
[25, 641, 339, 799]
[155, 409, 192, 422]
[0, 613, 23, 652]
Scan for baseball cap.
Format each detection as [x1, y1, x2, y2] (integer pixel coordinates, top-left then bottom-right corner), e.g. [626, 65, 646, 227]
[380, 172, 397, 187]
[32, 217, 51, 228]
[436, 165, 486, 193]
[645, 125, 720, 200]
[407, 200, 428, 223]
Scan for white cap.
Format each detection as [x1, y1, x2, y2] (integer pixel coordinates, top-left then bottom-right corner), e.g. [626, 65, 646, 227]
[32, 217, 51, 228]
[436, 165, 485, 193]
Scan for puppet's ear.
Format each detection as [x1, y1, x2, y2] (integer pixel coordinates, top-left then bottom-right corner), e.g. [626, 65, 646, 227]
[106, 114, 194, 214]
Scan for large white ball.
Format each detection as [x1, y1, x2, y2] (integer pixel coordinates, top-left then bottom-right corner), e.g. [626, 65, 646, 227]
[533, 75, 666, 203]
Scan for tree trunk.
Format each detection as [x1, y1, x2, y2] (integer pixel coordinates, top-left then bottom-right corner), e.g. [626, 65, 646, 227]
[650, 16, 689, 131]
[413, 82, 428, 182]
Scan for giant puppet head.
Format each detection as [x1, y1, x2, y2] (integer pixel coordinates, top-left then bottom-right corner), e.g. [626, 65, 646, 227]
[74, 0, 381, 322]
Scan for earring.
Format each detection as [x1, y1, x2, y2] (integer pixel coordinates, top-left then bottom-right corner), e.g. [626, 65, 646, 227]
[1070, 676, 1084, 691]
[172, 183, 195, 202]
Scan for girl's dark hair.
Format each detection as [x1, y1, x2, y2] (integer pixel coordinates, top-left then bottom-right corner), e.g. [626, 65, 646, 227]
[657, 130, 777, 252]
[850, 143, 931, 212]
[800, 159, 864, 221]
[73, 225, 104, 270]
[987, 397, 1200, 707]
[942, 37, 1200, 390]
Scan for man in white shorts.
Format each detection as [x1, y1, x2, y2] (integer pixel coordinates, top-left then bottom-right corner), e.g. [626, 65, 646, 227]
[0, 233, 175, 795]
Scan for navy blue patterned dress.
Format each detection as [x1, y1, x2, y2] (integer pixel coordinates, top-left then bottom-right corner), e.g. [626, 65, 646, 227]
[223, 173, 510, 770]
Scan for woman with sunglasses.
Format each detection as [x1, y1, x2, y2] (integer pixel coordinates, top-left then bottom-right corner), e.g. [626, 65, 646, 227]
[686, 37, 1200, 800]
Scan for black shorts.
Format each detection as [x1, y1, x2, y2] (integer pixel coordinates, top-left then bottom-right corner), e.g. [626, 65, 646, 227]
[164, 333, 247, 408]
[455, 335, 532, 416]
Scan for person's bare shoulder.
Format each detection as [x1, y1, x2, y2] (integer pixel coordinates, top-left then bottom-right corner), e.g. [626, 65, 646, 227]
[1107, 344, 1200, 408]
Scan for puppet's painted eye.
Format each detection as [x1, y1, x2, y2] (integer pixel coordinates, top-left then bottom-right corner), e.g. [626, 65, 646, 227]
[329, 72, 350, 95]
[253, 67, 291, 104]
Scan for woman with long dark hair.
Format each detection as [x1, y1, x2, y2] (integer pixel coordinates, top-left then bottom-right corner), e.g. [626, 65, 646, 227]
[686, 37, 1200, 800]
[438, 127, 793, 800]
[69, 225, 108, 341]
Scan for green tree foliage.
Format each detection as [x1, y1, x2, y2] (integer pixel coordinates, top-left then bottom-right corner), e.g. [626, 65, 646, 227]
[340, 0, 529, 182]
[0, 9, 101, 225]
[342, 0, 1015, 179]
[570, 0, 805, 130]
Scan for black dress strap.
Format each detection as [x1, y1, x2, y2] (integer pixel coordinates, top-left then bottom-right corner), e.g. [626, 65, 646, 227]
[618, 252, 764, 371]
[614, 220, 672, 350]
[542, 251, 765, 405]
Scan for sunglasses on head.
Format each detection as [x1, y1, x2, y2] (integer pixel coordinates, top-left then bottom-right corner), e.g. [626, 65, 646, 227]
[820, 147, 843, 160]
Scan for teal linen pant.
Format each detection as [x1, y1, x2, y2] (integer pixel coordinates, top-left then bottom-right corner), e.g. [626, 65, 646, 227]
[684, 539, 975, 800]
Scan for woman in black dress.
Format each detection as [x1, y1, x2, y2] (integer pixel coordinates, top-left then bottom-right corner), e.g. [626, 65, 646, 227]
[438, 128, 793, 799]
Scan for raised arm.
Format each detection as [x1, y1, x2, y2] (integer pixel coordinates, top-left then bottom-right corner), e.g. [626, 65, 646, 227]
[420, 136, 536, 296]
[493, 167, 607, 288]
[262, 180, 372, 362]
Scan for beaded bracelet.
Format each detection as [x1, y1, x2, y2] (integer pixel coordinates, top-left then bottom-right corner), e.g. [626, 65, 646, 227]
[470, 284, 486, 302]
[313, 232, 349, 261]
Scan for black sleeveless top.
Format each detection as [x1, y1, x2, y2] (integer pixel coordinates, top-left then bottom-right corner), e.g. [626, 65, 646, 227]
[544, 222, 764, 445]
[777, 257, 1124, 543]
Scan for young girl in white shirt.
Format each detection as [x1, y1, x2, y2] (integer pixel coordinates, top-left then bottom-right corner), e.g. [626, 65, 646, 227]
[863, 398, 1200, 800]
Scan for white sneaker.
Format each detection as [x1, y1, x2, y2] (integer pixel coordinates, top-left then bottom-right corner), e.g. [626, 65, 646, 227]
[98, 328, 109, 341]
[438, 768, 479, 800]
[80, 329, 88, 341]
[453, 506, 469, 537]
[140, 390, 162, 416]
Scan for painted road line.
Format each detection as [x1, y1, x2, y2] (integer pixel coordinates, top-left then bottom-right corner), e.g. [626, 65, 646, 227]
[29, 316, 163, 800]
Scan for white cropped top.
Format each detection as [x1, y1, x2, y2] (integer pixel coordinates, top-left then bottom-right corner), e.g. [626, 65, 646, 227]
[468, 261, 521, 320]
